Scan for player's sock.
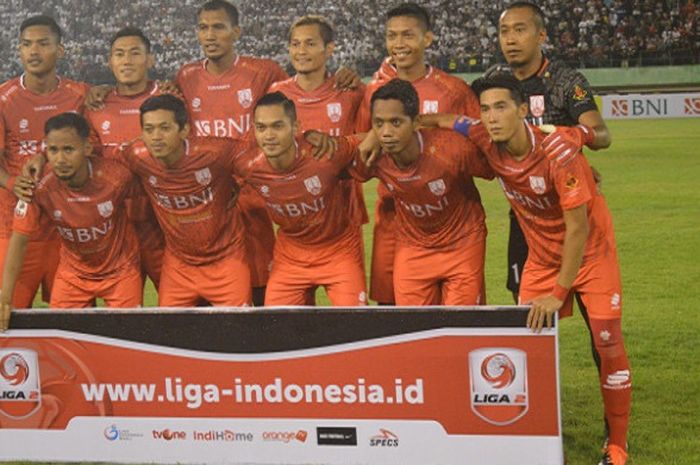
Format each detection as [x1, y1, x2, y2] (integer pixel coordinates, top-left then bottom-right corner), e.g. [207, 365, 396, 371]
[589, 318, 631, 451]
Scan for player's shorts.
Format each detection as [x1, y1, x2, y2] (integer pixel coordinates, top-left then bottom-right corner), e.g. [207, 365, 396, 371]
[507, 209, 529, 294]
[369, 194, 396, 304]
[519, 250, 623, 320]
[159, 248, 251, 307]
[135, 220, 164, 289]
[50, 261, 143, 308]
[0, 237, 59, 308]
[265, 228, 367, 307]
[393, 225, 487, 306]
[238, 186, 274, 288]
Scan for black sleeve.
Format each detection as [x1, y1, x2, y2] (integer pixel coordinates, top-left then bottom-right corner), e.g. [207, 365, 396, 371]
[563, 70, 598, 121]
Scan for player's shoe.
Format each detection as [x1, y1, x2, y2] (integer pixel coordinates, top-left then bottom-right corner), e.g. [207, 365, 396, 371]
[599, 444, 628, 465]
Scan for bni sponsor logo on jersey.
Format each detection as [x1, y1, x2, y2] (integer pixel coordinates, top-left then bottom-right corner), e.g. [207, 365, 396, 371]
[237, 88, 253, 109]
[326, 102, 342, 123]
[304, 175, 322, 195]
[469, 348, 528, 426]
[529, 95, 545, 118]
[0, 349, 40, 402]
[529, 176, 546, 194]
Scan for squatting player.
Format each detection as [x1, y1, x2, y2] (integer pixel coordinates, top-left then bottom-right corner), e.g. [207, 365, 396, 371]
[1, 113, 141, 328]
[355, 2, 480, 305]
[0, 15, 89, 307]
[492, 1, 612, 303]
[85, 27, 166, 291]
[236, 92, 367, 306]
[440, 74, 630, 465]
[353, 79, 491, 306]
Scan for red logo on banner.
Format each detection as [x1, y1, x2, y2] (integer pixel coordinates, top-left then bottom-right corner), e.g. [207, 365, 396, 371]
[684, 98, 700, 115]
[0, 353, 29, 386]
[152, 428, 186, 440]
[611, 100, 629, 116]
[469, 348, 529, 426]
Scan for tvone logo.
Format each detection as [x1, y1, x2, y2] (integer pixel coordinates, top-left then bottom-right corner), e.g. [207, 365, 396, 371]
[469, 348, 528, 426]
[152, 428, 186, 440]
[684, 98, 700, 115]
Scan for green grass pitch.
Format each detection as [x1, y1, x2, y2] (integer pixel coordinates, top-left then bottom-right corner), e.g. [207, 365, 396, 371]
[20, 118, 700, 465]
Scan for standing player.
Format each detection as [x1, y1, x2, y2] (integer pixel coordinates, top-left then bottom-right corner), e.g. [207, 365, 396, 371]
[269, 15, 368, 297]
[1, 113, 141, 328]
[443, 74, 630, 465]
[353, 79, 490, 305]
[0, 15, 89, 307]
[175, 0, 288, 306]
[491, 2, 612, 303]
[355, 3, 480, 305]
[86, 27, 165, 290]
[237, 92, 366, 306]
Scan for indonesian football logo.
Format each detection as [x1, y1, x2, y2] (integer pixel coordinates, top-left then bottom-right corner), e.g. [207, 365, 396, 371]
[469, 348, 528, 425]
[237, 88, 253, 109]
[326, 103, 342, 123]
[529, 95, 545, 118]
[195, 167, 212, 186]
[422, 100, 439, 114]
[428, 178, 446, 196]
[0, 350, 41, 403]
[97, 200, 114, 218]
[529, 176, 546, 194]
[304, 175, 322, 196]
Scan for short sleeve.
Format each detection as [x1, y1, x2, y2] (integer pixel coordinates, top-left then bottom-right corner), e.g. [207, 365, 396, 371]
[564, 71, 598, 121]
[551, 154, 593, 211]
[12, 199, 41, 236]
[463, 141, 495, 180]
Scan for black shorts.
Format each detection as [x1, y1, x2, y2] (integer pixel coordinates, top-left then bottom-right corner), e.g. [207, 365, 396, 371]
[507, 209, 529, 294]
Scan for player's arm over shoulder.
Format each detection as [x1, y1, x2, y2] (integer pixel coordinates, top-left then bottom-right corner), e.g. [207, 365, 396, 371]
[557, 67, 611, 149]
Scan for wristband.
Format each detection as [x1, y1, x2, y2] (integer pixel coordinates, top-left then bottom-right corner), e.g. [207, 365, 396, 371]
[453, 116, 471, 137]
[5, 176, 16, 193]
[552, 283, 570, 301]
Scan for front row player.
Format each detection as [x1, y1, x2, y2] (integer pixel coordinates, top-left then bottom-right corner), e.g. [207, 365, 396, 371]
[428, 74, 631, 465]
[354, 79, 491, 306]
[1, 113, 142, 328]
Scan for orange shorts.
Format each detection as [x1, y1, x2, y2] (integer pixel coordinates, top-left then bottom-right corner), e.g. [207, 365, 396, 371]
[238, 186, 274, 288]
[519, 250, 623, 320]
[393, 226, 487, 306]
[0, 237, 59, 308]
[369, 195, 397, 303]
[135, 220, 164, 289]
[159, 249, 251, 307]
[50, 262, 143, 308]
[265, 229, 367, 307]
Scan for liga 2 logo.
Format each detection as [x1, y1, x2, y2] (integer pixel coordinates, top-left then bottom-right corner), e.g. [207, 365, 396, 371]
[0, 349, 40, 402]
[469, 348, 528, 425]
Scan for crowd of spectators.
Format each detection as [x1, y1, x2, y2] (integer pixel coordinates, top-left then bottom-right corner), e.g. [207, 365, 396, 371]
[0, 0, 697, 84]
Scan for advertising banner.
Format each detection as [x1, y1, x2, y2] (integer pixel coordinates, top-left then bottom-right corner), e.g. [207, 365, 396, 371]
[601, 92, 700, 119]
[0, 307, 562, 465]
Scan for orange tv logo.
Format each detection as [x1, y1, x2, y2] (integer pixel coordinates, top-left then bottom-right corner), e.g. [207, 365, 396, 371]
[469, 348, 528, 426]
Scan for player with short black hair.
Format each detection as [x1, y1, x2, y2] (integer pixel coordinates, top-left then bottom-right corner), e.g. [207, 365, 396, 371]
[110, 26, 151, 52]
[197, 0, 239, 26]
[19, 15, 62, 42]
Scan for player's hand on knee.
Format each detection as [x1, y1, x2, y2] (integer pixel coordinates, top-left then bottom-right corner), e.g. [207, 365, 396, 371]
[526, 295, 563, 332]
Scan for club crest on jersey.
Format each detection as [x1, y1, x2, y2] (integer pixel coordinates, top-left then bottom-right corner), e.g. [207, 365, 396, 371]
[101, 120, 111, 134]
[422, 100, 439, 114]
[53, 209, 62, 221]
[192, 97, 202, 111]
[149, 175, 158, 186]
[529, 95, 545, 118]
[529, 176, 546, 194]
[260, 185, 270, 197]
[19, 118, 29, 132]
[237, 88, 253, 109]
[97, 201, 113, 218]
[304, 175, 322, 195]
[195, 167, 212, 186]
[428, 178, 446, 196]
[14, 200, 28, 218]
[327, 103, 342, 123]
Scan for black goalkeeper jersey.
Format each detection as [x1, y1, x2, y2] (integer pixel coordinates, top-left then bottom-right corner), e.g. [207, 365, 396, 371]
[485, 56, 598, 126]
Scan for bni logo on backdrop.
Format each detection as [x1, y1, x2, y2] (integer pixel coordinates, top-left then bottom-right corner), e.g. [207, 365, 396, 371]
[469, 348, 528, 426]
[0, 349, 40, 402]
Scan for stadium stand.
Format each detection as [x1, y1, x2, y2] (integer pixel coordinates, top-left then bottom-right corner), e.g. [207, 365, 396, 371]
[0, 0, 697, 83]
